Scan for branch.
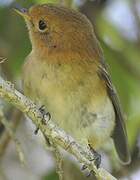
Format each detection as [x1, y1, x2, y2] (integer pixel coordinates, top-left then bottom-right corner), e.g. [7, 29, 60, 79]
[0, 108, 25, 164]
[0, 76, 117, 180]
[0, 109, 22, 157]
[51, 142, 64, 180]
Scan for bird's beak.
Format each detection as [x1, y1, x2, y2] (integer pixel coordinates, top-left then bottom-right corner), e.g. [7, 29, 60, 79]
[14, 6, 30, 20]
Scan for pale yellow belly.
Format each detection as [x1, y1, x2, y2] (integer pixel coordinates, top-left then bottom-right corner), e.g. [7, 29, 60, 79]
[23, 58, 115, 149]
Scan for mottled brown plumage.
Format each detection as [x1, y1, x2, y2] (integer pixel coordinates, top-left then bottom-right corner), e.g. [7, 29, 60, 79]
[16, 4, 131, 165]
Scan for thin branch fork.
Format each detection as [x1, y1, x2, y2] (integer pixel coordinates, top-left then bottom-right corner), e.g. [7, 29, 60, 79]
[0, 76, 117, 180]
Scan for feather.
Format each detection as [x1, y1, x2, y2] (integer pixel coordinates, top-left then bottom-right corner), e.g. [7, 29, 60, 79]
[98, 63, 131, 164]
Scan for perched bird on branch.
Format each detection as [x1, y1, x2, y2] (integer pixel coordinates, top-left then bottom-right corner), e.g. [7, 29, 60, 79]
[15, 3, 131, 167]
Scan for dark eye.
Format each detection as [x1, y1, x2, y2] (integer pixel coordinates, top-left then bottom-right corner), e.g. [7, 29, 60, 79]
[38, 20, 47, 31]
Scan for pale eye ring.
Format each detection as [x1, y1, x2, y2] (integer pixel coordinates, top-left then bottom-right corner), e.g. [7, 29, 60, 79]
[38, 20, 47, 32]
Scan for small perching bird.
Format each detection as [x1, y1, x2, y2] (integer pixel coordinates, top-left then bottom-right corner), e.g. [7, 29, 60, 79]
[15, 3, 131, 167]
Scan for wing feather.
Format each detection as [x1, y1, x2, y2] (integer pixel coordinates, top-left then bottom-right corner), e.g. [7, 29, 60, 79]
[98, 64, 131, 164]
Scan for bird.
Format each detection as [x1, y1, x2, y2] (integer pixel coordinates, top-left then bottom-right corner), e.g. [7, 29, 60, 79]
[15, 3, 131, 167]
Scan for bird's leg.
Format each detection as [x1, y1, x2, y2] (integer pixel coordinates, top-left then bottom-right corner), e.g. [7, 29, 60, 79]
[81, 144, 101, 177]
[88, 144, 101, 169]
[44, 133, 51, 146]
[34, 105, 51, 135]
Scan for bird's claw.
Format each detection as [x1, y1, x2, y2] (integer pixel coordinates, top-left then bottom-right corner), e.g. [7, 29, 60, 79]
[81, 148, 101, 178]
[89, 144, 101, 169]
[81, 164, 87, 171]
[81, 165, 95, 178]
[92, 152, 101, 169]
[34, 105, 51, 135]
[86, 170, 94, 177]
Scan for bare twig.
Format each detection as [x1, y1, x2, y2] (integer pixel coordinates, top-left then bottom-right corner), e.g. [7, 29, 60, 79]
[0, 109, 22, 156]
[0, 107, 25, 164]
[0, 76, 117, 180]
[44, 135, 64, 180]
[51, 142, 64, 180]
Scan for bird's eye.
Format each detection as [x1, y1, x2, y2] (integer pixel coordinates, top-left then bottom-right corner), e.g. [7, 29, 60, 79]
[38, 20, 47, 31]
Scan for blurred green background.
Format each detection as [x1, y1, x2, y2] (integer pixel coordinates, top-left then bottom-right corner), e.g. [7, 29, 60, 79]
[0, 0, 140, 179]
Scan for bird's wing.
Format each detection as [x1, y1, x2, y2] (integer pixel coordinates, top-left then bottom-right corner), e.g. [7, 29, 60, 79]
[98, 63, 131, 164]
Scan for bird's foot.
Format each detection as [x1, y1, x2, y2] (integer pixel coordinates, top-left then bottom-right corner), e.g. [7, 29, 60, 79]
[81, 164, 87, 171]
[81, 165, 95, 178]
[81, 145, 101, 177]
[89, 144, 101, 169]
[86, 170, 94, 178]
[34, 105, 51, 135]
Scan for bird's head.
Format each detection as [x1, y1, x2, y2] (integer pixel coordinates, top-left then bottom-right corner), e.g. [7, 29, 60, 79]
[15, 4, 100, 57]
